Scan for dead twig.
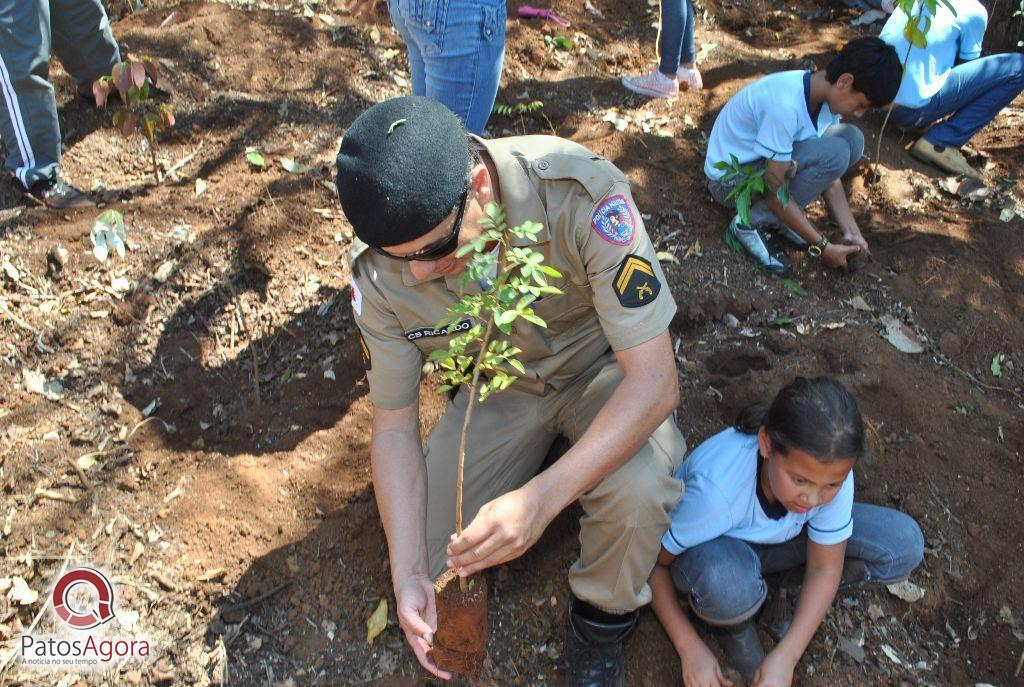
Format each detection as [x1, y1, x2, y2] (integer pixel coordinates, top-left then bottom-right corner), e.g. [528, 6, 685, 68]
[65, 456, 95, 494]
[1015, 646, 1023, 678]
[220, 581, 292, 617]
[950, 363, 1023, 401]
[166, 140, 204, 179]
[0, 301, 39, 336]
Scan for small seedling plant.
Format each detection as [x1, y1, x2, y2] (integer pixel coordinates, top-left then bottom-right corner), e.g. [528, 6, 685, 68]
[713, 154, 793, 255]
[426, 202, 563, 590]
[492, 100, 548, 135]
[93, 58, 174, 183]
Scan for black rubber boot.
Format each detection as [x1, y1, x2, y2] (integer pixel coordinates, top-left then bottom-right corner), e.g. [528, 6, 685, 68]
[713, 619, 765, 681]
[564, 594, 637, 687]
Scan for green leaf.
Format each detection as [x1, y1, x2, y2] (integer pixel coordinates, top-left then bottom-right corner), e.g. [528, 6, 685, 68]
[246, 149, 267, 169]
[195, 178, 208, 198]
[770, 316, 793, 326]
[991, 354, 1002, 378]
[496, 310, 518, 326]
[776, 184, 790, 208]
[552, 35, 572, 51]
[428, 348, 453, 362]
[508, 359, 526, 375]
[538, 264, 562, 278]
[519, 312, 547, 327]
[779, 278, 808, 296]
[280, 158, 313, 174]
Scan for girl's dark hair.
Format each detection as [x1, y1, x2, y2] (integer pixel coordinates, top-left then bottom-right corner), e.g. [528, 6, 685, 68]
[735, 377, 865, 462]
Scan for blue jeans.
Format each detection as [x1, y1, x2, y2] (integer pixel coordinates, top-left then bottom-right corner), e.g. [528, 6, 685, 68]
[888, 53, 1024, 148]
[387, 0, 505, 135]
[657, 0, 695, 76]
[669, 504, 924, 625]
[708, 123, 864, 229]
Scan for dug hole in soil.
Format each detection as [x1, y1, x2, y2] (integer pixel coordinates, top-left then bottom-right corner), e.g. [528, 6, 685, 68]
[0, 0, 1022, 685]
[431, 570, 488, 677]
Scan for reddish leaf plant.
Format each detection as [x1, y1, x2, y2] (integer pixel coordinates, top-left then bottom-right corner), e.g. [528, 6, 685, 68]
[93, 58, 174, 183]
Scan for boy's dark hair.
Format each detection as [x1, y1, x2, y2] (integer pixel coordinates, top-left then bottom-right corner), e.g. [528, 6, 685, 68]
[735, 377, 865, 462]
[825, 37, 902, 107]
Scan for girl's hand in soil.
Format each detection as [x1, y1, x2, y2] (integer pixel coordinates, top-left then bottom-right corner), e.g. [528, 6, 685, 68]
[750, 649, 795, 687]
[820, 243, 860, 271]
[395, 573, 452, 680]
[680, 642, 734, 687]
[446, 486, 550, 576]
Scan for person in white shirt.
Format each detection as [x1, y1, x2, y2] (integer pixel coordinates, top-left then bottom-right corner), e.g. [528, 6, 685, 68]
[649, 378, 924, 686]
[704, 38, 901, 277]
[880, 0, 1024, 179]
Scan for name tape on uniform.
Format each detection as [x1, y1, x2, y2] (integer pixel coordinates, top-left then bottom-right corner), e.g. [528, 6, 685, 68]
[591, 194, 635, 246]
[613, 255, 661, 308]
[405, 319, 473, 341]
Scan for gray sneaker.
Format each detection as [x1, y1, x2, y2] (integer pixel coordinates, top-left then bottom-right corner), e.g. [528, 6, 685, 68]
[725, 216, 793, 277]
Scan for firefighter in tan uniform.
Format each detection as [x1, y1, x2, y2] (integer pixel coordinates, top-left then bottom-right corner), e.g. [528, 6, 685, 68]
[336, 96, 686, 687]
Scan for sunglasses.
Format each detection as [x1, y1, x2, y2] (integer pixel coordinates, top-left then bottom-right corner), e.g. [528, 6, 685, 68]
[373, 189, 469, 262]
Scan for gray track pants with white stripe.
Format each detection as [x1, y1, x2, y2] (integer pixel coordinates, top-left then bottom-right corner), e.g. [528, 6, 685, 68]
[0, 0, 120, 189]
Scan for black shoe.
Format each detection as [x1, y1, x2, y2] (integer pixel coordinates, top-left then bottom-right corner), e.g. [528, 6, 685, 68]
[725, 216, 792, 277]
[713, 620, 765, 681]
[564, 595, 637, 687]
[27, 175, 93, 210]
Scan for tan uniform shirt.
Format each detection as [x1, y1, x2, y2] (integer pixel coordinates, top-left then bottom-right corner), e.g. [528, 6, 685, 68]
[347, 135, 676, 410]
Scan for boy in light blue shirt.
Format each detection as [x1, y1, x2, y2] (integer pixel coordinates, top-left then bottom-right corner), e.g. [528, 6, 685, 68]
[880, 0, 1024, 179]
[704, 38, 901, 277]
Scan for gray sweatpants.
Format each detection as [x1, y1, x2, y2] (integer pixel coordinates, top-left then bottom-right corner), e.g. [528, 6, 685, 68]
[0, 0, 120, 189]
[708, 123, 864, 229]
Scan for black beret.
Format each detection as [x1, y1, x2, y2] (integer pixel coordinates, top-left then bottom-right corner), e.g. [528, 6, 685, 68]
[336, 96, 471, 248]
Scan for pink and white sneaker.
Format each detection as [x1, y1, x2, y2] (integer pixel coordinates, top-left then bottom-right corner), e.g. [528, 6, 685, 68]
[676, 66, 703, 91]
[621, 69, 679, 100]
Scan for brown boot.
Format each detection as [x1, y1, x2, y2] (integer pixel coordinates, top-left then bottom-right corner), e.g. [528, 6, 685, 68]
[910, 138, 981, 180]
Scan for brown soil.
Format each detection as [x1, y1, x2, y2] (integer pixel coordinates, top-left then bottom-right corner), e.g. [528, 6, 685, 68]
[1, 0, 1022, 686]
[431, 570, 488, 677]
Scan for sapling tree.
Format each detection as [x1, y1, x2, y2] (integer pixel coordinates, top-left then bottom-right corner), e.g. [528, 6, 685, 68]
[426, 201, 563, 591]
[874, 0, 957, 167]
[93, 58, 174, 183]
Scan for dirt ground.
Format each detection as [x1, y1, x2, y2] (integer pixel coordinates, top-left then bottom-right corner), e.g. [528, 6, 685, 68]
[1, 0, 1023, 685]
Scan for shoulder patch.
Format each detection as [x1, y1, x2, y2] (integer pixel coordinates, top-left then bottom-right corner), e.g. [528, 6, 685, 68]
[613, 255, 661, 308]
[351, 281, 363, 317]
[591, 194, 635, 245]
[359, 333, 371, 370]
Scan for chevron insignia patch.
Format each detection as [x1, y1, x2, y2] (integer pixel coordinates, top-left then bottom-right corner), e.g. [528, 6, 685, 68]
[613, 255, 661, 308]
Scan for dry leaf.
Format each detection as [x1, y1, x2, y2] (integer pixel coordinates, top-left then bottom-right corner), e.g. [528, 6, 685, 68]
[849, 296, 872, 312]
[366, 598, 388, 644]
[880, 314, 923, 354]
[8, 577, 39, 605]
[887, 579, 925, 603]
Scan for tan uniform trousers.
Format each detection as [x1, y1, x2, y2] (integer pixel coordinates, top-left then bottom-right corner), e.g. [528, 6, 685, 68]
[424, 351, 686, 613]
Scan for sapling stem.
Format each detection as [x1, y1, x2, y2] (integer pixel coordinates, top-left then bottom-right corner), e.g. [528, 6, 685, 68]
[874, 3, 926, 172]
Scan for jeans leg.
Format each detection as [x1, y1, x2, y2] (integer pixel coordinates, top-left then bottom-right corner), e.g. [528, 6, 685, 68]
[657, 0, 685, 75]
[822, 123, 864, 172]
[844, 503, 924, 583]
[48, 0, 120, 90]
[411, 0, 504, 135]
[679, 0, 695, 64]
[387, 0, 426, 95]
[788, 136, 851, 207]
[924, 54, 1024, 148]
[751, 533, 810, 575]
[0, 0, 60, 188]
[670, 537, 768, 626]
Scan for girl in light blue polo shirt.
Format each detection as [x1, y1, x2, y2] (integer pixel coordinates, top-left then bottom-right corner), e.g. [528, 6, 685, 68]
[649, 377, 923, 686]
